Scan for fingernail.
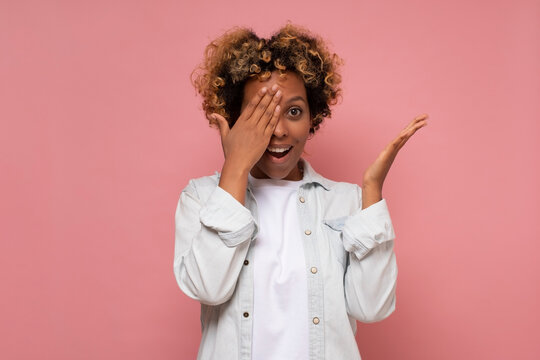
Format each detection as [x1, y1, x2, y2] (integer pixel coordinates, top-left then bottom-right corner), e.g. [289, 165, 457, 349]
[261, 87, 267, 94]
[275, 90, 282, 97]
[271, 84, 278, 91]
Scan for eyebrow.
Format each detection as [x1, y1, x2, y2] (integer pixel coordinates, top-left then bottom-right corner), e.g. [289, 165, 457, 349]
[285, 95, 307, 105]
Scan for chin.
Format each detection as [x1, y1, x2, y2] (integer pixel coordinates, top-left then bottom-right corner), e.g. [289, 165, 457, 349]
[251, 150, 304, 180]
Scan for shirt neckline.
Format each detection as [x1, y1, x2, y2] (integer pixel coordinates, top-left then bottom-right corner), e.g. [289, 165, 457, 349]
[248, 172, 305, 189]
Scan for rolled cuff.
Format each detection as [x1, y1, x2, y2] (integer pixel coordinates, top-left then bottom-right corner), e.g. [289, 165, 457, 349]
[342, 199, 396, 260]
[199, 185, 258, 247]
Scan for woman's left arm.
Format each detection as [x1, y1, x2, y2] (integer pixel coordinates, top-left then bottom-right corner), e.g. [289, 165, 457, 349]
[361, 114, 428, 208]
[343, 114, 428, 323]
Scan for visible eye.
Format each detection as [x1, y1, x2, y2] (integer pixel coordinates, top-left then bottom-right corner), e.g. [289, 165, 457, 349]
[287, 107, 303, 117]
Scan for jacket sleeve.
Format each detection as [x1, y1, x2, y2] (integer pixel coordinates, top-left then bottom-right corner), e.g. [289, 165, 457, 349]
[341, 184, 397, 323]
[173, 179, 257, 306]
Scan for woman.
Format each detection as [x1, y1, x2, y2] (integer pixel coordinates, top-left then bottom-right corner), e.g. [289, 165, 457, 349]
[174, 22, 427, 360]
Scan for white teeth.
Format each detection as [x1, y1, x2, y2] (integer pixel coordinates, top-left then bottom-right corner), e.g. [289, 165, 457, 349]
[267, 146, 292, 153]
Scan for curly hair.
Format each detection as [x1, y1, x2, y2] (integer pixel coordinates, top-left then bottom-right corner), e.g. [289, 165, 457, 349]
[190, 22, 344, 134]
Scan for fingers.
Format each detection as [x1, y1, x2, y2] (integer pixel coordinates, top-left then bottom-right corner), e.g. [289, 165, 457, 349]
[211, 113, 229, 141]
[401, 114, 427, 134]
[264, 104, 281, 137]
[239, 86, 270, 124]
[408, 114, 428, 135]
[251, 85, 281, 127]
[387, 113, 428, 153]
[402, 114, 428, 135]
[234, 80, 282, 130]
[257, 88, 282, 129]
[396, 114, 429, 150]
[413, 113, 429, 122]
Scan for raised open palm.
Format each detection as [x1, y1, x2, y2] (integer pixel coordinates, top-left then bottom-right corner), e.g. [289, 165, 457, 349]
[361, 113, 428, 208]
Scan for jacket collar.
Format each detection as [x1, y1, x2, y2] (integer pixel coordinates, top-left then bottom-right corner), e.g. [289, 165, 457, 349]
[299, 158, 333, 191]
[215, 158, 334, 191]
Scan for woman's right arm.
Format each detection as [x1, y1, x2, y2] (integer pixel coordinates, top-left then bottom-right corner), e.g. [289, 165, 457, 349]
[174, 85, 282, 305]
[173, 179, 257, 306]
[213, 84, 281, 205]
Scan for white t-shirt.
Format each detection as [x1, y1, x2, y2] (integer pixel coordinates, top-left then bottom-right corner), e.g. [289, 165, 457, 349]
[248, 173, 309, 360]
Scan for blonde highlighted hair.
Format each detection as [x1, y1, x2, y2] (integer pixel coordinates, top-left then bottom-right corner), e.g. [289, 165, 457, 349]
[191, 21, 344, 134]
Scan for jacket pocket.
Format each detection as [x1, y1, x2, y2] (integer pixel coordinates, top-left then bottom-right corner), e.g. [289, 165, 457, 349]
[322, 216, 349, 270]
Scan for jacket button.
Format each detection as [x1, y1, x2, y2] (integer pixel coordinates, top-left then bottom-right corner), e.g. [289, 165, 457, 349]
[313, 317, 320, 325]
[310, 267, 318, 274]
[299, 196, 305, 203]
[244, 260, 249, 265]
[305, 229, 312, 235]
[243, 312, 249, 318]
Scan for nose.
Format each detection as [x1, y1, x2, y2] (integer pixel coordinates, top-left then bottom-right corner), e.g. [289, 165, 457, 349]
[272, 116, 288, 138]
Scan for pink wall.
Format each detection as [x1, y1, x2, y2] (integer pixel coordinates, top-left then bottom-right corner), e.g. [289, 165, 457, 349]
[1, 0, 539, 359]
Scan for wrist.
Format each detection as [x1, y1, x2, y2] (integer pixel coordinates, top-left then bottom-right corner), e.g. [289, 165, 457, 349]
[222, 158, 251, 176]
[361, 183, 382, 210]
[219, 160, 250, 206]
[362, 180, 382, 193]
[219, 160, 250, 191]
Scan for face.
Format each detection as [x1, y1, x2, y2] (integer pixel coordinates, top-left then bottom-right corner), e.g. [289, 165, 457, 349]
[241, 71, 311, 181]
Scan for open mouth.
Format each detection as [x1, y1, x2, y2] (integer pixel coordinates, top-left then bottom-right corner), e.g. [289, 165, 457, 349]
[266, 146, 293, 159]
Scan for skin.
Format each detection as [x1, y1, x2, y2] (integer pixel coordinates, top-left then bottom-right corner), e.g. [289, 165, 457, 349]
[361, 113, 428, 208]
[244, 71, 311, 181]
[211, 70, 428, 208]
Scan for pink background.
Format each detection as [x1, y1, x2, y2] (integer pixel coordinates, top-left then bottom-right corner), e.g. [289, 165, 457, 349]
[1, 0, 539, 359]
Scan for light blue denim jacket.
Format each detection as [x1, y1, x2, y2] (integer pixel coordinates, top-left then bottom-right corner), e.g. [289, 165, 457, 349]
[174, 158, 397, 360]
